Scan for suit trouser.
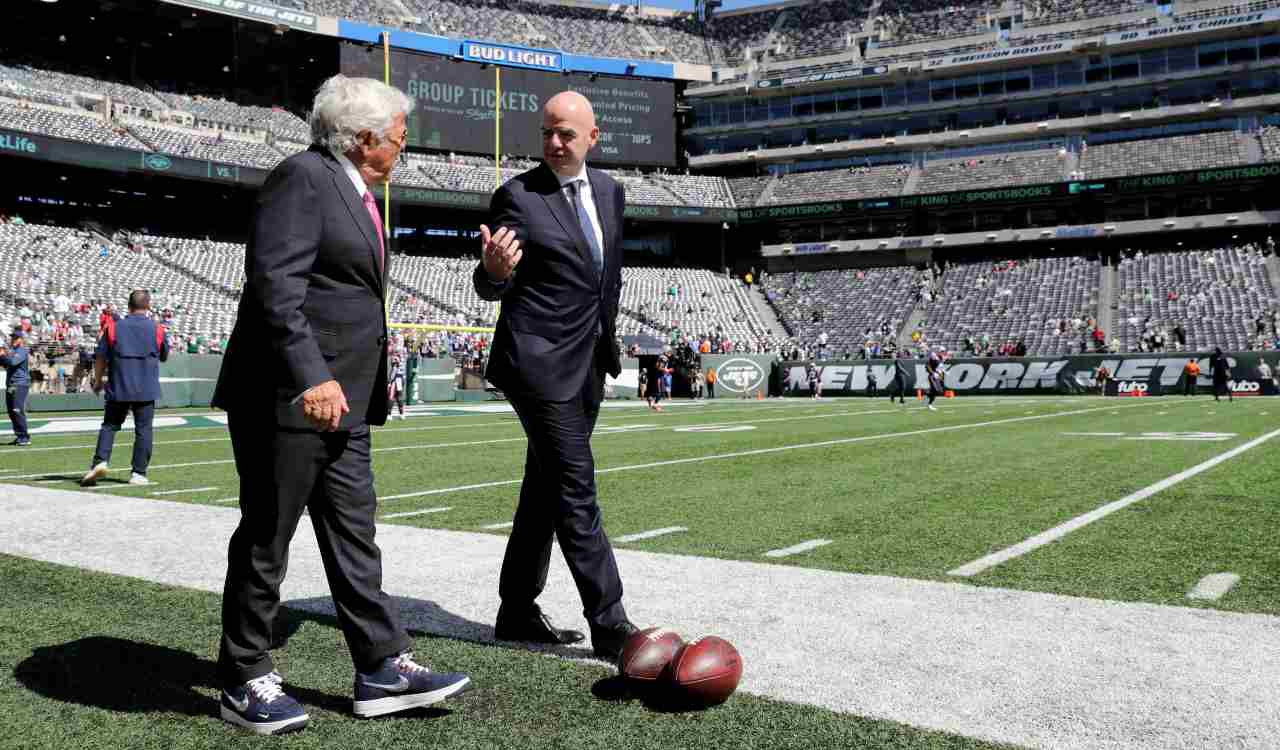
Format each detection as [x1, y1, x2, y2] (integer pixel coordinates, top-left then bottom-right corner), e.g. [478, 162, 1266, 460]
[217, 411, 410, 688]
[1184, 377, 1195, 396]
[92, 400, 154, 474]
[6, 385, 28, 440]
[500, 366, 628, 630]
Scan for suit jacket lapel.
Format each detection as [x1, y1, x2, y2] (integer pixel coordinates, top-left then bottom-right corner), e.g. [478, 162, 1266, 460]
[539, 164, 601, 289]
[319, 148, 384, 294]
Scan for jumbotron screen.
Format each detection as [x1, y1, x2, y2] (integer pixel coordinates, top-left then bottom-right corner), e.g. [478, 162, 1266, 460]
[341, 44, 677, 166]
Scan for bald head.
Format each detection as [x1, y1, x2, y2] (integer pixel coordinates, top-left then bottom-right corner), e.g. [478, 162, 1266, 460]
[542, 90, 599, 178]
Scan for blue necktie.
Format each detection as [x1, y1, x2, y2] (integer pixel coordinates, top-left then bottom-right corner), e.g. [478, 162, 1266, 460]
[568, 180, 603, 276]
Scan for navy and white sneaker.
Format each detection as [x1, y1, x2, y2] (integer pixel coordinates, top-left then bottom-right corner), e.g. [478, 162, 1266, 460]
[353, 652, 470, 718]
[220, 671, 309, 735]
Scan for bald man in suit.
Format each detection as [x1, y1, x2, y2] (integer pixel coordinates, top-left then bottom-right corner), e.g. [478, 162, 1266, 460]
[474, 91, 639, 661]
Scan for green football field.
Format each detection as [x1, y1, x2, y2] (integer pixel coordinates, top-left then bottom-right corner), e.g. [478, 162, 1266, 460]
[0, 394, 1277, 748]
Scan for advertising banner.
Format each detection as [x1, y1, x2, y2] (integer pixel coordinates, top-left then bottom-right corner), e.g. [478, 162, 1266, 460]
[340, 43, 677, 166]
[780, 353, 1280, 397]
[702, 354, 773, 400]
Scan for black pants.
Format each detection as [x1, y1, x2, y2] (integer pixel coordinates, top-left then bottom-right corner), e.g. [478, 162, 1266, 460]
[218, 412, 410, 688]
[890, 376, 906, 403]
[501, 367, 627, 630]
[1184, 377, 1195, 396]
[1213, 378, 1232, 401]
[707, 382, 714, 398]
[92, 400, 154, 474]
[6, 385, 29, 440]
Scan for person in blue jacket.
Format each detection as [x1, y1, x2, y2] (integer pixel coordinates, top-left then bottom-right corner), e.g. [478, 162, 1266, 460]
[81, 290, 169, 486]
[0, 330, 31, 446]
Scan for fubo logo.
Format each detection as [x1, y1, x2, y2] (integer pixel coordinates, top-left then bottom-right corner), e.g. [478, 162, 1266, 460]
[1228, 380, 1261, 394]
[717, 358, 765, 394]
[143, 153, 172, 171]
[1117, 381, 1149, 395]
[0, 134, 38, 154]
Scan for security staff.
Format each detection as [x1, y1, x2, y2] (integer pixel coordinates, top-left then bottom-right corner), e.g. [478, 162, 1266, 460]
[0, 330, 32, 446]
[81, 290, 169, 486]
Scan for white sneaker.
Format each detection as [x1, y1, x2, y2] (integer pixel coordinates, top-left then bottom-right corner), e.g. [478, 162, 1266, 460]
[80, 462, 109, 487]
[927, 404, 937, 412]
[128, 473, 151, 485]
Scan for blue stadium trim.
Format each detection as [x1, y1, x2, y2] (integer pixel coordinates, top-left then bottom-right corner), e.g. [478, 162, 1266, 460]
[337, 20, 678, 80]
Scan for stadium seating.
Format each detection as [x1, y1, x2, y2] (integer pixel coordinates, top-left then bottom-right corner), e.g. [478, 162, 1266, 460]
[872, 0, 996, 43]
[617, 266, 775, 350]
[1080, 131, 1248, 180]
[769, 164, 911, 205]
[763, 266, 929, 356]
[0, 100, 146, 151]
[727, 176, 772, 208]
[1259, 125, 1280, 159]
[1115, 244, 1277, 352]
[915, 149, 1065, 194]
[771, 0, 871, 61]
[155, 92, 311, 142]
[919, 256, 1102, 356]
[124, 123, 285, 169]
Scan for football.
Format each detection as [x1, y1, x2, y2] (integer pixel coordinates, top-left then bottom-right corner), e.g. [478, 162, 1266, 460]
[666, 635, 742, 707]
[618, 627, 685, 682]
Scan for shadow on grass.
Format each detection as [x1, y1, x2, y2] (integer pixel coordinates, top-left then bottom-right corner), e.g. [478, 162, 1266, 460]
[590, 675, 726, 714]
[12, 596, 611, 719]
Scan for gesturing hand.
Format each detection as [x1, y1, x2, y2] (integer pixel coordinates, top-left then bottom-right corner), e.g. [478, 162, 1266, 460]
[481, 225, 522, 282]
[302, 379, 349, 432]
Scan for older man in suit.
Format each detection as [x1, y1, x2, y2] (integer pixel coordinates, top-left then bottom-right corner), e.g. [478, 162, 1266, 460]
[473, 91, 639, 661]
[213, 75, 469, 735]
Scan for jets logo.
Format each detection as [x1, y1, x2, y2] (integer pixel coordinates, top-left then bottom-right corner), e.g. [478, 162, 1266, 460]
[717, 358, 765, 393]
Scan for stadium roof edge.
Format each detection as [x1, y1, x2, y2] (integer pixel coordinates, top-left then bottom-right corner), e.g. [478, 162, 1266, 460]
[155, 0, 336, 34]
[337, 20, 711, 82]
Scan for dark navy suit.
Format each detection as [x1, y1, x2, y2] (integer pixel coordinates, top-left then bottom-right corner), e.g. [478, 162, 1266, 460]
[212, 145, 409, 688]
[473, 163, 628, 631]
[1, 343, 30, 443]
[92, 313, 169, 474]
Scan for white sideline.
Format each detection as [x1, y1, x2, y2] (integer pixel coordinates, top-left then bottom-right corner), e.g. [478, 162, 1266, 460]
[615, 526, 686, 543]
[948, 427, 1280, 577]
[4, 486, 1278, 749]
[480, 521, 513, 530]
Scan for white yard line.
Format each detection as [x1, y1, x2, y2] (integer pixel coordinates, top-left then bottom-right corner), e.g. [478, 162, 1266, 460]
[380, 506, 452, 519]
[480, 521, 513, 530]
[151, 487, 218, 496]
[0, 399, 1038, 481]
[764, 539, 832, 558]
[948, 427, 1280, 577]
[615, 526, 687, 543]
[374, 400, 1174, 503]
[1187, 573, 1241, 602]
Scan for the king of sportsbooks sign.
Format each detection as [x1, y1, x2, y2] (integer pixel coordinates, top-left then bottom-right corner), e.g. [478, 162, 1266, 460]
[780, 353, 1280, 396]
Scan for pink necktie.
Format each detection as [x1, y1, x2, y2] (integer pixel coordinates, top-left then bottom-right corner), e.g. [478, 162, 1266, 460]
[362, 190, 385, 272]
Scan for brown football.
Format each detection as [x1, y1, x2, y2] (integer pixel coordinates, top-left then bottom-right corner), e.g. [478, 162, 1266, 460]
[619, 627, 685, 682]
[666, 635, 742, 707]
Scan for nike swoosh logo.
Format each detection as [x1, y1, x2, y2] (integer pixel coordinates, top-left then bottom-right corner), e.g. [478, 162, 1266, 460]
[226, 692, 249, 712]
[361, 674, 411, 692]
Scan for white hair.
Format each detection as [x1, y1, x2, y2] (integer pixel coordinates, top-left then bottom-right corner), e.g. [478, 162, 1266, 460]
[309, 74, 413, 153]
